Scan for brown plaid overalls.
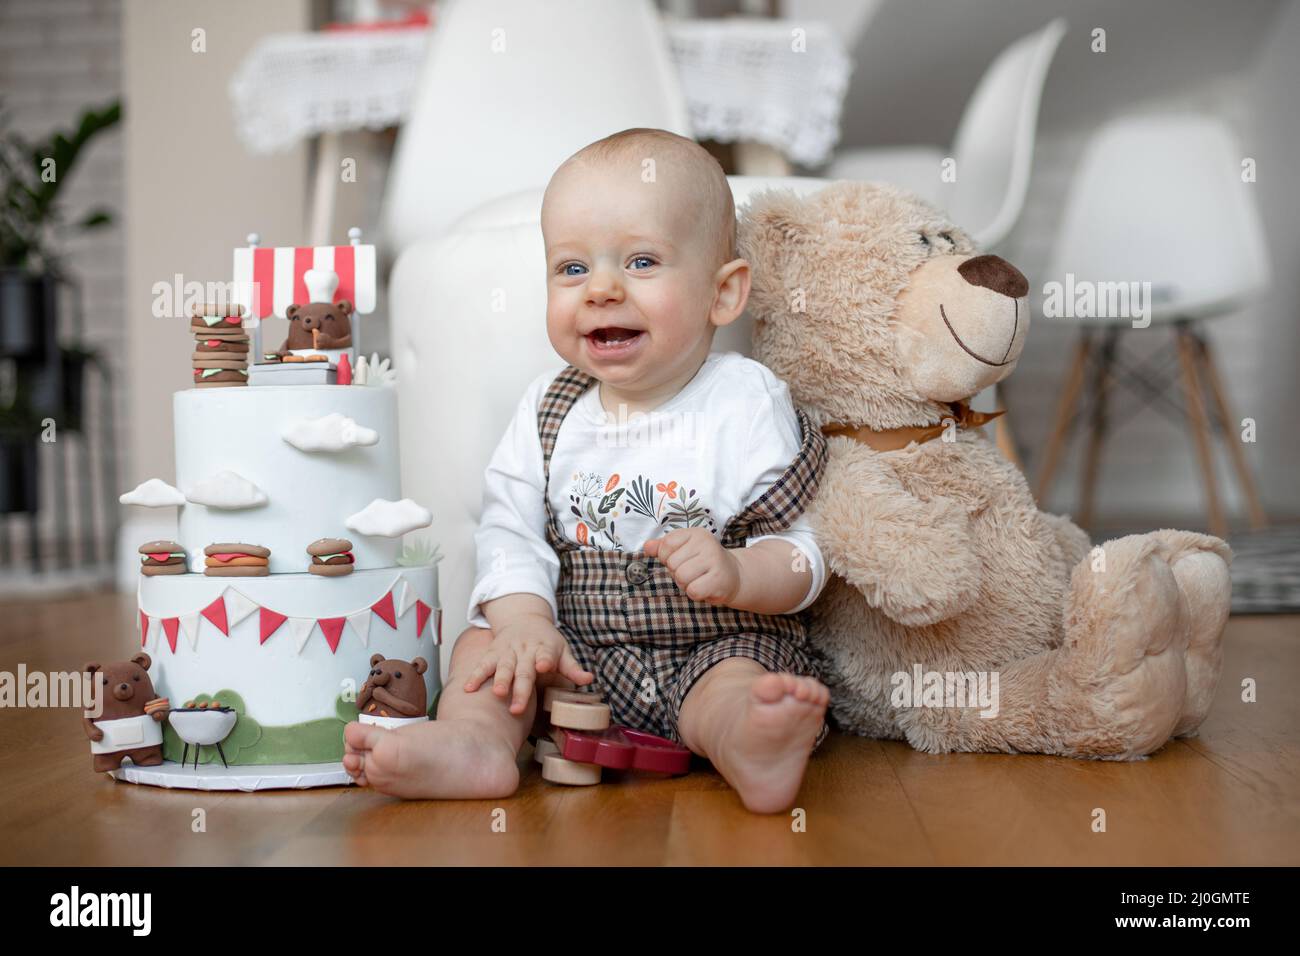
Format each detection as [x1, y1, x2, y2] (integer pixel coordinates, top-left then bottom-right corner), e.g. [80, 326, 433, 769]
[538, 364, 829, 742]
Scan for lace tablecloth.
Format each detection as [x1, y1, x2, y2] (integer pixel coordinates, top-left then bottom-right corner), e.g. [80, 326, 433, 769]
[229, 19, 852, 166]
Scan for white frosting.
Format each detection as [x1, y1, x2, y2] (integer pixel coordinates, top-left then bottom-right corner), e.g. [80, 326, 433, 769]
[345, 498, 432, 538]
[281, 412, 379, 452]
[184, 470, 268, 509]
[120, 478, 186, 508]
[174, 385, 403, 573]
[141, 565, 439, 729]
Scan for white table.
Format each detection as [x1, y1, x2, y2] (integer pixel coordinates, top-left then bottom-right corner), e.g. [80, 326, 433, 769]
[228, 18, 852, 239]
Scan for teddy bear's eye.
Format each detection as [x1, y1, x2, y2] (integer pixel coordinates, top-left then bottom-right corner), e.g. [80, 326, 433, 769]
[939, 232, 955, 246]
[133, 674, 140, 681]
[394, 671, 402, 679]
[918, 234, 931, 248]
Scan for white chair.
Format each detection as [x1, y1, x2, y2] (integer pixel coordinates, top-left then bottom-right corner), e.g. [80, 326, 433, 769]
[1033, 113, 1270, 537]
[389, 176, 826, 660]
[829, 18, 1066, 249]
[378, 0, 691, 257]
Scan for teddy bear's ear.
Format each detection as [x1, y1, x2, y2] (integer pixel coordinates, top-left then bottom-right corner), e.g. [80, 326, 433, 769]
[336, 299, 353, 316]
[738, 189, 814, 250]
[84, 662, 102, 677]
[411, 657, 428, 675]
[286, 304, 300, 320]
[132, 652, 152, 671]
[370, 653, 385, 667]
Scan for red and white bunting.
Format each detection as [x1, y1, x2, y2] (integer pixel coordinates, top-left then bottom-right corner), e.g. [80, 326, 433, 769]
[346, 609, 371, 647]
[139, 577, 437, 655]
[178, 612, 201, 650]
[288, 617, 316, 654]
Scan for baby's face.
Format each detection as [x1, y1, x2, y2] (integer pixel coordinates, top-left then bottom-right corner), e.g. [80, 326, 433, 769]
[542, 161, 724, 397]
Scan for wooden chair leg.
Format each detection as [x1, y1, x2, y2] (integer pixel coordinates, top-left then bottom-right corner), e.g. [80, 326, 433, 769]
[1077, 328, 1117, 530]
[990, 384, 1025, 470]
[1194, 333, 1268, 530]
[1175, 325, 1226, 538]
[1034, 332, 1091, 506]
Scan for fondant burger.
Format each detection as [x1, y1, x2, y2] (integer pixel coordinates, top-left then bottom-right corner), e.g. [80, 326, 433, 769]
[189, 302, 246, 338]
[204, 543, 270, 577]
[193, 367, 249, 388]
[307, 538, 354, 576]
[139, 540, 187, 576]
[193, 337, 250, 361]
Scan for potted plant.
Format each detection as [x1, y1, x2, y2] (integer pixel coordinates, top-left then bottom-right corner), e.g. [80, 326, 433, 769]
[0, 100, 121, 514]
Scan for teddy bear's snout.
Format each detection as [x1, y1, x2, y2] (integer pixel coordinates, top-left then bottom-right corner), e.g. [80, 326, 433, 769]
[113, 682, 133, 701]
[958, 254, 1029, 300]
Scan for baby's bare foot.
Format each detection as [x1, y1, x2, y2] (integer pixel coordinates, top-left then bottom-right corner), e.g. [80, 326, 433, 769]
[716, 673, 828, 814]
[342, 719, 520, 800]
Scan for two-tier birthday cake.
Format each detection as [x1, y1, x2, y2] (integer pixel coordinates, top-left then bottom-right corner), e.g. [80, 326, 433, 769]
[107, 230, 440, 791]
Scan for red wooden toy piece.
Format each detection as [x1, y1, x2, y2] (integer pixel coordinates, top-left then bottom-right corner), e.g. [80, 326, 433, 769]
[552, 725, 692, 775]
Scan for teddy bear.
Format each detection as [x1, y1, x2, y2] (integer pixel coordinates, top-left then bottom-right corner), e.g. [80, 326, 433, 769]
[278, 299, 353, 355]
[81, 653, 169, 771]
[739, 181, 1232, 759]
[356, 654, 429, 726]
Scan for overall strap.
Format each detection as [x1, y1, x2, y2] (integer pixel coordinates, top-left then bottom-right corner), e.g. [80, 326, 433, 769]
[719, 407, 829, 549]
[537, 365, 597, 552]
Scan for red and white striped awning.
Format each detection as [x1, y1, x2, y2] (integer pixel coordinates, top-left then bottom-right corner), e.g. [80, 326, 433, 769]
[232, 240, 376, 319]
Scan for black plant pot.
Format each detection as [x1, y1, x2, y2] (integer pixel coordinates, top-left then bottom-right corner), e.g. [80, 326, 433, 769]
[0, 434, 39, 516]
[60, 349, 91, 433]
[0, 269, 57, 360]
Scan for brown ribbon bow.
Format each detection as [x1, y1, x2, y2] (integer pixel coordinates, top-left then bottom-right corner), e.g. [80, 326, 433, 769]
[821, 400, 1004, 452]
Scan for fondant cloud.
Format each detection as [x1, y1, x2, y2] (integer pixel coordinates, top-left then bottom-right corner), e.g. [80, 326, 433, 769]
[345, 498, 432, 538]
[119, 478, 186, 507]
[281, 413, 380, 453]
[185, 471, 268, 509]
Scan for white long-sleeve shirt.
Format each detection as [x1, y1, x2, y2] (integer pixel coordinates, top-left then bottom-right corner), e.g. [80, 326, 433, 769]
[466, 351, 826, 628]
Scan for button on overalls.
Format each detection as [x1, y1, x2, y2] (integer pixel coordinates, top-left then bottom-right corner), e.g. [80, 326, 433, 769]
[537, 365, 829, 742]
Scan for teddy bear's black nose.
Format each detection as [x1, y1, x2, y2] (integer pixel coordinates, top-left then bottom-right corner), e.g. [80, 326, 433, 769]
[958, 254, 1029, 299]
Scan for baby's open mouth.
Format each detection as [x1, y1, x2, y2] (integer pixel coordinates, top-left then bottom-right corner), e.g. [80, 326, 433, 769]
[586, 327, 644, 352]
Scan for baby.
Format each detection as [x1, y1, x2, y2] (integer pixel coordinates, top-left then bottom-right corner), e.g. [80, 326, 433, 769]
[344, 128, 830, 813]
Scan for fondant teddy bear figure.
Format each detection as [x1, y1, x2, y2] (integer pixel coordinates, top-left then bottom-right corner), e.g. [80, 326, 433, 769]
[740, 181, 1232, 759]
[82, 653, 170, 772]
[356, 654, 429, 728]
[278, 299, 353, 355]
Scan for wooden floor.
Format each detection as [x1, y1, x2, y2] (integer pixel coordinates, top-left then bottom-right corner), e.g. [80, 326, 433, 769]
[1, 591, 1296, 866]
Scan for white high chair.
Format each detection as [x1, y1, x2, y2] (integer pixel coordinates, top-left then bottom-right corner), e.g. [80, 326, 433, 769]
[390, 176, 827, 656]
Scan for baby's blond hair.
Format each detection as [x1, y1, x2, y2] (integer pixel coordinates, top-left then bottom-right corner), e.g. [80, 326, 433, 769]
[552, 128, 736, 265]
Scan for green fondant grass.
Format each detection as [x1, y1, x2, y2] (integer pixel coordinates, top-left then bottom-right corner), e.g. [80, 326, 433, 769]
[163, 690, 352, 765]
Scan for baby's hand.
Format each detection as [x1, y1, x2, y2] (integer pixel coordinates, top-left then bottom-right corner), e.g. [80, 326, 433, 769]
[464, 615, 593, 714]
[643, 528, 742, 606]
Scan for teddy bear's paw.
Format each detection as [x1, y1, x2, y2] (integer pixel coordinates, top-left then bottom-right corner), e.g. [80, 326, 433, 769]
[1152, 533, 1231, 738]
[1056, 538, 1190, 758]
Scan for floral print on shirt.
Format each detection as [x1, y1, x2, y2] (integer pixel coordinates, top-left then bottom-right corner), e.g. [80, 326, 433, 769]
[567, 471, 717, 551]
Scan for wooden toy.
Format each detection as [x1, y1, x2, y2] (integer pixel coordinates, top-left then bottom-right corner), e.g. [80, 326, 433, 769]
[541, 753, 601, 786]
[533, 736, 559, 764]
[541, 686, 603, 712]
[552, 726, 691, 775]
[549, 699, 611, 732]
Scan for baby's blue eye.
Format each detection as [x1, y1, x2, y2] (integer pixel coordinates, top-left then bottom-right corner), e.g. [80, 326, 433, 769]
[562, 263, 588, 277]
[628, 256, 656, 270]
